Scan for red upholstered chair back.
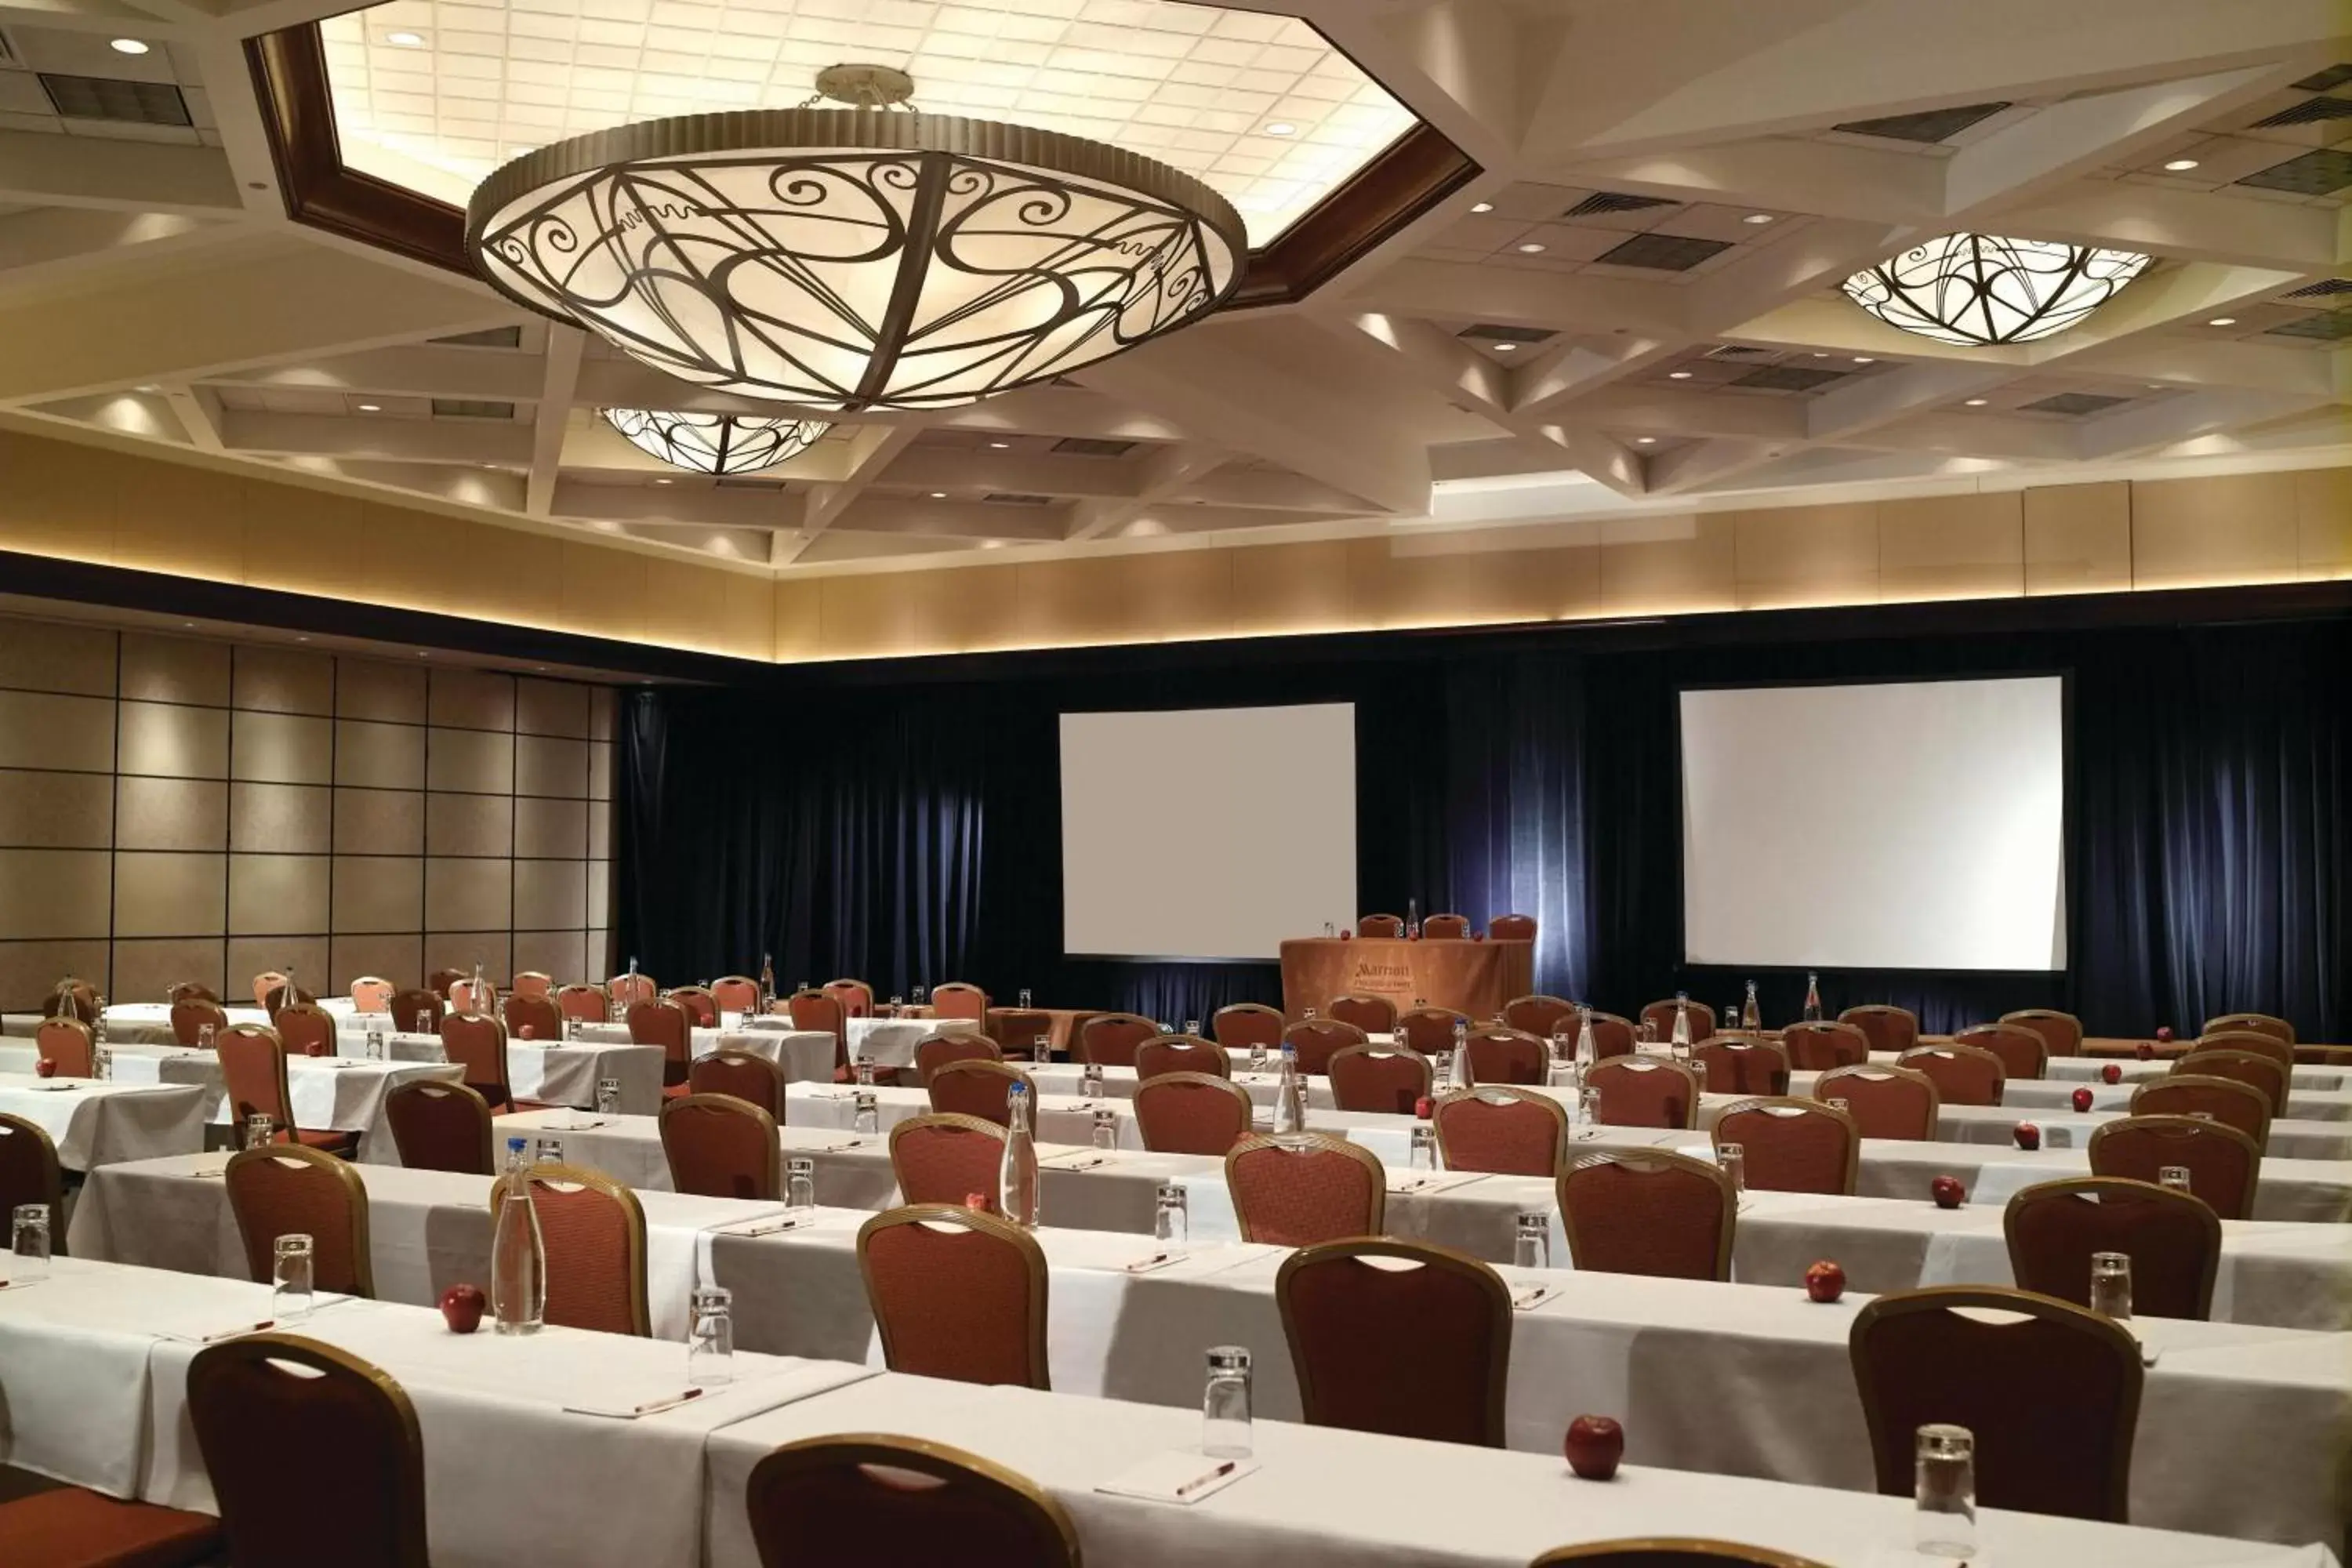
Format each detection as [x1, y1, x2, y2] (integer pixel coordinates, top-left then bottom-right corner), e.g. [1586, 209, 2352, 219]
[441, 1011, 515, 1110]
[927, 1060, 1031, 1127]
[554, 984, 607, 1023]
[2188, 1032, 2294, 1075]
[2089, 1114, 2260, 1220]
[669, 986, 720, 1028]
[1813, 1064, 1940, 1141]
[1501, 995, 1578, 1039]
[503, 993, 563, 1043]
[1582, 1012, 1638, 1060]
[1433, 1088, 1566, 1176]
[788, 989, 849, 1069]
[42, 978, 97, 1023]
[1283, 1018, 1368, 1076]
[661, 1093, 782, 1201]
[1955, 1022, 2048, 1081]
[224, 1144, 374, 1297]
[607, 972, 658, 1007]
[913, 1032, 1002, 1086]
[710, 976, 760, 1012]
[350, 977, 396, 1014]
[1464, 1025, 1545, 1086]
[1211, 1002, 1287, 1051]
[1395, 1007, 1470, 1058]
[2171, 1048, 2286, 1117]
[1897, 1043, 2005, 1107]
[510, 971, 554, 1000]
[627, 998, 694, 1085]
[1486, 913, 1537, 941]
[889, 1113, 1008, 1209]
[1712, 1098, 1857, 1194]
[217, 1025, 294, 1135]
[186, 1334, 430, 1568]
[1421, 913, 1471, 938]
[2002, 1008, 2084, 1058]
[688, 1048, 789, 1118]
[1586, 1056, 1700, 1130]
[2004, 1177, 2222, 1320]
[822, 978, 875, 1018]
[169, 979, 221, 1005]
[2204, 1011, 2293, 1044]
[33, 1017, 93, 1077]
[2133, 1074, 2270, 1145]
[251, 970, 288, 1008]
[387, 988, 445, 1033]
[858, 1205, 1050, 1388]
[1356, 913, 1403, 938]
[931, 982, 989, 1022]
[1780, 1020, 1868, 1072]
[1641, 998, 1716, 1045]
[1076, 1012, 1157, 1068]
[172, 997, 230, 1047]
[384, 1080, 495, 1175]
[446, 977, 494, 1015]
[421, 967, 460, 999]
[1558, 1149, 1735, 1280]
[985, 1008, 1054, 1061]
[1226, 1133, 1385, 1246]
[0, 1113, 64, 1242]
[1848, 1286, 2143, 1522]
[1325, 993, 1397, 1034]
[1326, 1044, 1431, 1115]
[744, 1436, 1080, 1568]
[1276, 1239, 1510, 1446]
[1693, 1036, 1790, 1097]
[1132, 1073, 1253, 1156]
[497, 1163, 648, 1335]
[274, 1002, 336, 1058]
[1838, 1004, 1919, 1055]
[1134, 1034, 1229, 1081]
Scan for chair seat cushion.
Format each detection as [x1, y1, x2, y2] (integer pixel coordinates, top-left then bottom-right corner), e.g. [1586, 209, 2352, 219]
[662, 1081, 692, 1101]
[292, 1127, 358, 1154]
[0, 1487, 221, 1568]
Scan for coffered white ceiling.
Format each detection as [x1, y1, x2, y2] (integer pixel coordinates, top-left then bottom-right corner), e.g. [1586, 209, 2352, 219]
[0, 0, 2346, 582]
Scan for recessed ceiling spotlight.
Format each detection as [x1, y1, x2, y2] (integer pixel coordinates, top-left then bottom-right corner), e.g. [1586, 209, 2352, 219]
[1634, 436, 1657, 445]
[296, 636, 310, 643]
[1964, 397, 1989, 406]
[988, 440, 1010, 448]
[1668, 370, 1693, 379]
[929, 491, 947, 499]
[1470, 201, 1494, 213]
[1810, 351, 1828, 358]
[2162, 158, 2200, 172]
[387, 30, 425, 45]
[1515, 242, 1545, 253]
[1853, 356, 1875, 364]
[357, 402, 382, 412]
[2206, 316, 2236, 327]
[1263, 122, 1297, 136]
[653, 477, 673, 485]
[1493, 342, 1517, 352]
[110, 38, 150, 54]
[1741, 212, 1773, 225]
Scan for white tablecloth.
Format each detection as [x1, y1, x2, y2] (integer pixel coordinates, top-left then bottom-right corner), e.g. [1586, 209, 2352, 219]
[352, 1032, 665, 1117]
[0, 1074, 206, 1169]
[694, 1025, 837, 1083]
[56, 1045, 462, 1163]
[2048, 1056, 2352, 1094]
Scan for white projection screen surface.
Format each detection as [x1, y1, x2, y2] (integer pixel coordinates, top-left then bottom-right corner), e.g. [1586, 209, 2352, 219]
[1060, 704, 1357, 960]
[1680, 677, 2067, 971]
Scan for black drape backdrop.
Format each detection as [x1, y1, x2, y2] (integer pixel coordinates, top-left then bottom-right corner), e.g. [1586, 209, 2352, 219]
[617, 611, 2347, 1040]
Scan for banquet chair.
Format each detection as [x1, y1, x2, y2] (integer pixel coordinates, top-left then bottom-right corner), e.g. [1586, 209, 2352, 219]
[383, 1080, 495, 1175]
[186, 1334, 427, 1568]
[1558, 1149, 1736, 1281]
[349, 976, 395, 1014]
[1585, 1057, 1700, 1130]
[224, 1143, 375, 1297]
[1712, 1098, 1857, 1194]
[49, 976, 100, 1020]
[743, 1435, 1080, 1568]
[1076, 1012, 1157, 1069]
[1357, 913, 1404, 937]
[250, 970, 287, 1008]
[1532, 1541, 1831, 1566]
[1464, 1025, 1547, 1085]
[689, 1047, 789, 1118]
[169, 979, 221, 1006]
[670, 985, 720, 1028]
[1132, 1073, 1253, 1156]
[931, 982, 989, 1022]
[2132, 1075, 2271, 1145]
[1422, 913, 1472, 938]
[710, 975, 760, 1013]
[1134, 1033, 1229, 1080]
[2088, 1115, 2259, 1220]
[2004, 1177, 2221, 1319]
[1212, 1002, 1286, 1051]
[34, 1016, 94, 1077]
[1276, 1238, 1510, 1446]
[0, 1113, 63, 1244]
[503, 992, 564, 1042]
[1502, 994, 1579, 1039]
[0, 1486, 219, 1568]
[494, 1162, 649, 1335]
[1780, 1020, 1868, 1072]
[2001, 1007, 2084, 1059]
[1226, 1133, 1385, 1246]
[557, 982, 609, 1023]
[1283, 1017, 1368, 1076]
[263, 980, 317, 1019]
[217, 1025, 358, 1154]
[1897, 1043, 2005, 1108]
[661, 1093, 782, 1201]
[427, 967, 466, 1000]
[2170, 1048, 2287, 1115]
[606, 971, 657, 1007]
[626, 996, 695, 1094]
[510, 970, 554, 1000]
[1813, 1064, 1940, 1141]
[913, 1031, 1004, 1085]
[1848, 1286, 2142, 1522]
[1434, 1087, 1568, 1176]
[2188, 1032, 2294, 1075]
[823, 978, 876, 1018]
[1693, 1036, 1790, 1097]
[928, 1060, 1033, 1127]
[1395, 1007, 1470, 1058]
[1838, 1004, 1919, 1055]
[441, 1010, 523, 1113]
[889, 1113, 1008, 1209]
[446, 976, 494, 1015]
[1640, 998, 1715, 1045]
[171, 996, 230, 1047]
[274, 1000, 337, 1058]
[986, 1007, 1055, 1062]
[858, 1204, 1050, 1388]
[1326, 1044, 1432, 1115]
[789, 989, 851, 1079]
[387, 986, 445, 1034]
[1487, 913, 1537, 941]
[2205, 1011, 2293, 1044]
[1325, 993, 1398, 1034]
[1955, 1022, 2049, 1081]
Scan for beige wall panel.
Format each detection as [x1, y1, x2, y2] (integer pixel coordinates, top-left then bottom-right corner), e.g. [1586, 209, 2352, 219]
[426, 727, 516, 795]
[1598, 514, 1739, 614]
[2023, 481, 2132, 596]
[516, 679, 590, 739]
[426, 932, 510, 985]
[1225, 542, 1356, 637]
[331, 934, 423, 994]
[0, 771, 114, 848]
[1878, 492, 2024, 603]
[336, 660, 429, 724]
[0, 938, 113, 1011]
[1010, 557, 1146, 648]
[818, 568, 994, 658]
[334, 789, 424, 856]
[1734, 503, 1880, 609]
[514, 858, 586, 930]
[426, 792, 513, 858]
[1116, 550, 1239, 642]
[0, 848, 112, 938]
[0, 691, 115, 773]
[230, 782, 330, 855]
[429, 668, 516, 732]
[111, 938, 225, 1007]
[517, 735, 588, 799]
[586, 858, 609, 929]
[639, 558, 721, 654]
[772, 578, 825, 662]
[586, 799, 611, 858]
[114, 463, 245, 582]
[332, 856, 423, 934]
[232, 646, 334, 716]
[586, 742, 612, 803]
[361, 506, 463, 616]
[720, 571, 777, 661]
[120, 633, 231, 707]
[227, 936, 327, 999]
[335, 720, 426, 790]
[588, 687, 614, 743]
[117, 701, 226, 779]
[0, 615, 116, 695]
[242, 482, 365, 601]
[0, 432, 114, 562]
[516, 797, 587, 860]
[512, 929, 587, 989]
[426, 857, 512, 931]
[228, 854, 330, 935]
[2130, 472, 2299, 588]
[114, 777, 227, 852]
[230, 710, 332, 786]
[2294, 466, 2352, 579]
[111, 850, 223, 937]
[587, 929, 610, 978]
[560, 543, 648, 644]
[1359, 539, 1600, 630]
[481, 526, 565, 637]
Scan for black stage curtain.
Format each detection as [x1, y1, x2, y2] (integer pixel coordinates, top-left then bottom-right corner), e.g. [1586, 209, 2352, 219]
[616, 614, 2347, 1040]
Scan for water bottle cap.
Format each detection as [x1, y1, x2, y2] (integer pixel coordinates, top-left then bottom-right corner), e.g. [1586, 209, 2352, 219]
[506, 1136, 528, 1152]
[1009, 1081, 1029, 1098]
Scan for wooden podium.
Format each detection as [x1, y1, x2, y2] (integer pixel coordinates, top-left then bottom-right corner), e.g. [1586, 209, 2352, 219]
[1278, 937, 1535, 1020]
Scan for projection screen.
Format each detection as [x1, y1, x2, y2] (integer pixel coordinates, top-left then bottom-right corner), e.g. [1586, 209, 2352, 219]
[1679, 677, 2066, 971]
[1060, 703, 1356, 960]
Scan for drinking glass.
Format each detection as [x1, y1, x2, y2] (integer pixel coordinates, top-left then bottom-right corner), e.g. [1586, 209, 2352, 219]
[273, 1234, 315, 1319]
[1091, 1107, 1119, 1150]
[197, 1023, 216, 1051]
[786, 1156, 816, 1216]
[1722, 1005, 1740, 1031]
[2158, 1165, 2193, 1193]
[535, 1135, 564, 1165]
[1513, 1211, 1551, 1269]
[2089, 1251, 2133, 1319]
[366, 1029, 387, 1062]
[1018, 989, 1033, 1010]
[1155, 1181, 1189, 1246]
[10, 1204, 49, 1282]
[855, 1055, 877, 1087]
[888, 996, 905, 1019]
[1578, 1085, 1601, 1135]
[93, 1045, 111, 1081]
[414, 1010, 433, 1036]
[688, 1284, 735, 1385]
[1828, 1097, 1851, 1116]
[1248, 1044, 1269, 1074]
[1719, 1142, 1747, 1198]
[853, 1091, 879, 1136]
[245, 1112, 275, 1151]
[1914, 1424, 1976, 1558]
[1081, 1063, 1105, 1099]
[1407, 1124, 1439, 1171]
[1202, 1346, 1253, 1458]
[564, 1017, 580, 1042]
[596, 1078, 622, 1116]
[1302, 1007, 1317, 1022]
[1432, 1049, 1454, 1087]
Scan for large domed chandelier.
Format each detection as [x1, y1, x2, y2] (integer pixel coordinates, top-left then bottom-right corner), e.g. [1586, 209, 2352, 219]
[1842, 233, 2151, 347]
[466, 64, 1245, 413]
[604, 408, 826, 474]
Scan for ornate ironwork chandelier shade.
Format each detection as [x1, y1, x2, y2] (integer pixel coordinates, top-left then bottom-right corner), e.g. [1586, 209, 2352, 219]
[466, 110, 1247, 412]
[604, 407, 828, 474]
[1842, 233, 2151, 347]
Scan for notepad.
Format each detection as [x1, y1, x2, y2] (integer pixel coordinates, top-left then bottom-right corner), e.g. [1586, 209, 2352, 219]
[1094, 1450, 1259, 1505]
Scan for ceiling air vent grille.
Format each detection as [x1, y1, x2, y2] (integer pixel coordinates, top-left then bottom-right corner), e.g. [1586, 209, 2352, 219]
[1563, 191, 1673, 219]
[1832, 103, 2010, 143]
[714, 475, 786, 490]
[1730, 365, 1846, 393]
[2252, 96, 2352, 129]
[2284, 278, 2352, 299]
[2290, 64, 2352, 93]
[1051, 437, 1135, 457]
[1703, 344, 1773, 360]
[433, 326, 524, 349]
[2021, 392, 2129, 416]
[1595, 233, 1731, 271]
[2264, 311, 2352, 342]
[1457, 323, 1556, 345]
[2235, 147, 2352, 195]
[430, 398, 515, 419]
[38, 74, 191, 126]
[982, 492, 1054, 506]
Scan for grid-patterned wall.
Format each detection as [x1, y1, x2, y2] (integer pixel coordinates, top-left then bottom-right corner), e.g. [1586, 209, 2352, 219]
[0, 612, 613, 1011]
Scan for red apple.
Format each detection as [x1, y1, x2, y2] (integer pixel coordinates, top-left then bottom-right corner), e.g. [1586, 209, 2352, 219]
[2072, 1087, 2095, 1112]
[2013, 1123, 2041, 1151]
[1931, 1174, 1965, 1209]
[2101, 1064, 2122, 1085]
[33, 1058, 56, 1079]
[438, 1283, 485, 1334]
[2136, 1042, 2154, 1061]
[2155, 1026, 2174, 1043]
[1338, 931, 1352, 942]
[1414, 1095, 1434, 1119]
[965, 1191, 990, 1212]
[1563, 1414, 1624, 1480]
[519, 1025, 536, 1040]
[1804, 1259, 1846, 1303]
